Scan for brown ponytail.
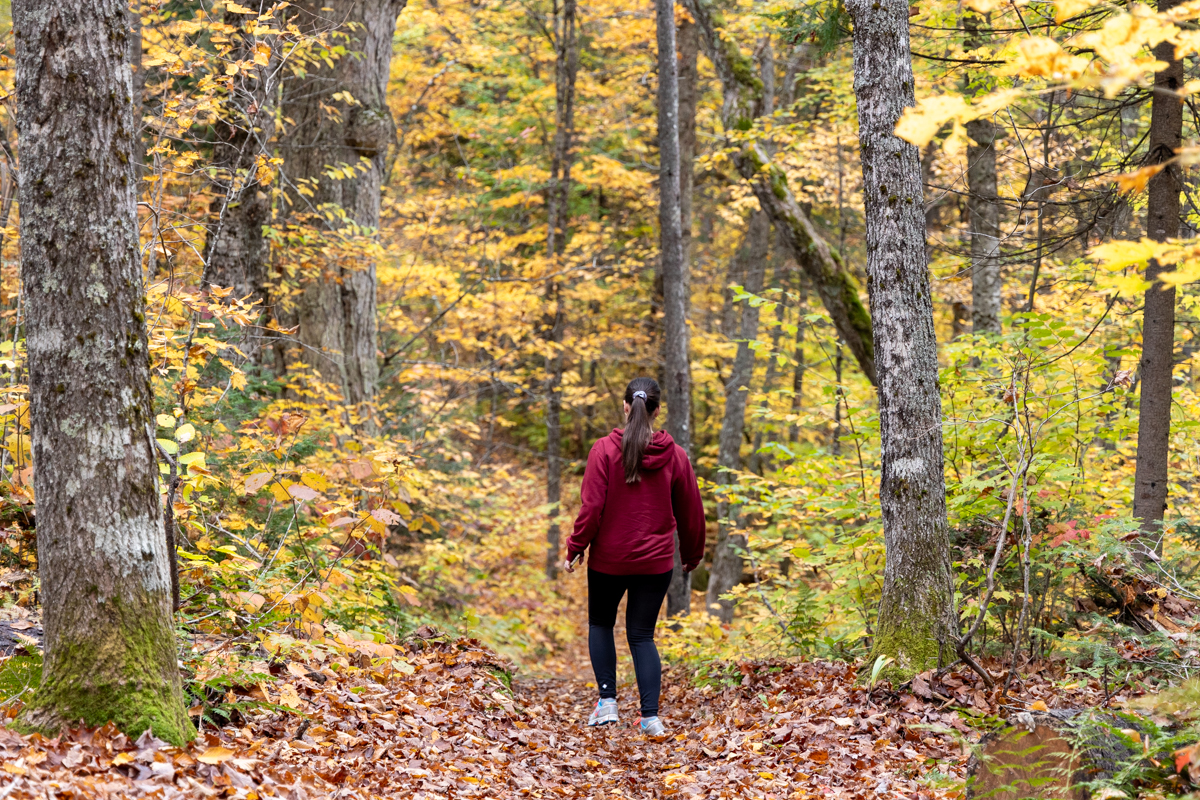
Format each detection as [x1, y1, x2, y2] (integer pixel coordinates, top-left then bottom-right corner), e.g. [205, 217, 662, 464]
[622, 377, 661, 484]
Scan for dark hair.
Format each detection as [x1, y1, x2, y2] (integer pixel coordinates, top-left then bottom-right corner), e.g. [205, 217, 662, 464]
[622, 377, 661, 484]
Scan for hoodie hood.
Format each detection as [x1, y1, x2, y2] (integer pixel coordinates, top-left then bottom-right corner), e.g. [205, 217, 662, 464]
[607, 428, 677, 472]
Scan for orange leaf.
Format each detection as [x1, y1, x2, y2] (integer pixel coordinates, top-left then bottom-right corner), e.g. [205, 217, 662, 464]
[1111, 163, 1166, 195]
[196, 746, 235, 764]
[1175, 744, 1196, 773]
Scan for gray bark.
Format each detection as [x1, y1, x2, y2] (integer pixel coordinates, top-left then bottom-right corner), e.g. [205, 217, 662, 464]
[202, 3, 279, 307]
[13, 0, 190, 742]
[682, 0, 876, 386]
[966, 117, 1001, 335]
[962, 15, 1001, 335]
[657, 0, 691, 458]
[279, 0, 405, 410]
[844, 0, 957, 680]
[788, 275, 807, 443]
[545, 0, 577, 579]
[707, 211, 769, 622]
[668, 14, 700, 617]
[1133, 3, 1183, 555]
[678, 17, 699, 269]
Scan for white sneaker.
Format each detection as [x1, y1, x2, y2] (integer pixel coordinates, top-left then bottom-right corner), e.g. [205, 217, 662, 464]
[587, 698, 619, 726]
[639, 716, 666, 735]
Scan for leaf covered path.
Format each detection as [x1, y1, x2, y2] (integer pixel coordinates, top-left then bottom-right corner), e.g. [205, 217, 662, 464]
[0, 629, 971, 799]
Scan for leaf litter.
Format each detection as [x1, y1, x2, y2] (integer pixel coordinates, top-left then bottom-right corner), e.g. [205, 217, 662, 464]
[0, 623, 1137, 799]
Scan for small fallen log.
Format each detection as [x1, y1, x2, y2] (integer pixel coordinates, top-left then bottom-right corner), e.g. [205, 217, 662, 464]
[966, 710, 1146, 800]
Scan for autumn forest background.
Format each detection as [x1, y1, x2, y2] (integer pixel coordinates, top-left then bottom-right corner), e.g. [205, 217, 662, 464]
[0, 0, 1199, 796]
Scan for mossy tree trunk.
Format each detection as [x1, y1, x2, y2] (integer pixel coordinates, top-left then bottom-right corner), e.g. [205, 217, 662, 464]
[279, 0, 406, 412]
[681, 0, 876, 386]
[12, 0, 192, 744]
[844, 0, 957, 681]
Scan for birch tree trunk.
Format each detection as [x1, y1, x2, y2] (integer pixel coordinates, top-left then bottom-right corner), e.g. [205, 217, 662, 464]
[657, 0, 691, 458]
[1133, 4, 1183, 556]
[13, 0, 191, 743]
[545, 0, 577, 579]
[202, 3, 279, 308]
[279, 0, 405, 410]
[707, 211, 769, 621]
[844, 0, 957, 681]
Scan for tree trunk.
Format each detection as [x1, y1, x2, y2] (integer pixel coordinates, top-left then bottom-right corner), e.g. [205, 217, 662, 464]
[667, 15, 697, 617]
[279, 0, 405, 410]
[202, 3, 279, 308]
[678, 17, 699, 270]
[682, 0, 876, 385]
[13, 0, 191, 744]
[1133, 5, 1183, 557]
[962, 13, 1001, 335]
[844, 0, 957, 681]
[707, 211, 769, 622]
[966, 117, 1001, 335]
[545, 288, 566, 579]
[545, 0, 578, 579]
[657, 0, 691, 458]
[789, 275, 807, 443]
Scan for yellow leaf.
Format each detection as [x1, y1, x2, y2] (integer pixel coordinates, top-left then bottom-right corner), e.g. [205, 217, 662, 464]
[111, 752, 136, 766]
[1089, 238, 1170, 270]
[1029, 700, 1050, 711]
[175, 423, 196, 443]
[1056, 0, 1101, 23]
[1005, 36, 1090, 80]
[225, 1, 257, 12]
[270, 482, 291, 503]
[197, 746, 235, 764]
[894, 94, 968, 147]
[253, 42, 271, 66]
[1110, 163, 1166, 194]
[964, 0, 1004, 10]
[156, 414, 176, 428]
[300, 472, 328, 491]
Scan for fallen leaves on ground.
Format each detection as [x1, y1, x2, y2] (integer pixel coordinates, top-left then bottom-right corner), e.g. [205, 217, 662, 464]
[0, 635, 978, 799]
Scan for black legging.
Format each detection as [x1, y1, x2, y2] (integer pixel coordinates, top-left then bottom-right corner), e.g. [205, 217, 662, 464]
[587, 567, 673, 717]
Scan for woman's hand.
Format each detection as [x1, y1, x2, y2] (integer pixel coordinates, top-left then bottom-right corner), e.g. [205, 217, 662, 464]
[563, 556, 579, 573]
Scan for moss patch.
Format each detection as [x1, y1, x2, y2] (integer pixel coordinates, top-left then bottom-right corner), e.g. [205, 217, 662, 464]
[17, 595, 193, 745]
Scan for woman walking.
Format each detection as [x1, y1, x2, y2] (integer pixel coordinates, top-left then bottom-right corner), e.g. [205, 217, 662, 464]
[564, 377, 706, 735]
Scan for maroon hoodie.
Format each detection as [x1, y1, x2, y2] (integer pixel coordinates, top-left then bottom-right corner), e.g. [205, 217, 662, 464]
[566, 429, 706, 576]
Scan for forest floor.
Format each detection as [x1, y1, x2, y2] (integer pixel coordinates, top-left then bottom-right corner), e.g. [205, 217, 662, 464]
[0, 584, 1131, 799]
